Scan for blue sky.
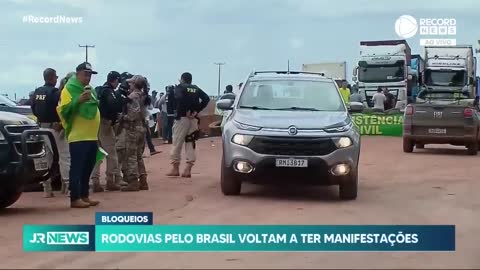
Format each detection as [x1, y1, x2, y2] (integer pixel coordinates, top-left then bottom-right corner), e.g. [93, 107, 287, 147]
[1, 0, 479, 99]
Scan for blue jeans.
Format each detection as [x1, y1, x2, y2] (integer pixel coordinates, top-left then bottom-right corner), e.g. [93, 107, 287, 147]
[69, 141, 98, 202]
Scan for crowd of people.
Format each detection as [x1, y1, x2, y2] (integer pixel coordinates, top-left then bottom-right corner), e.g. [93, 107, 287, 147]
[336, 81, 396, 112]
[30, 62, 210, 208]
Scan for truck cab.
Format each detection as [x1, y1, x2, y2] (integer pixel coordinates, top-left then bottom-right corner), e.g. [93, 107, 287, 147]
[353, 40, 414, 111]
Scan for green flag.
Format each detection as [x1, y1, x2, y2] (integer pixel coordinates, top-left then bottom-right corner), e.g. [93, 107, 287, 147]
[96, 147, 108, 165]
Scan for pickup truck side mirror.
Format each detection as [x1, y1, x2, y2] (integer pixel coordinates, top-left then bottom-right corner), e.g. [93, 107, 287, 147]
[348, 102, 364, 113]
[216, 99, 234, 111]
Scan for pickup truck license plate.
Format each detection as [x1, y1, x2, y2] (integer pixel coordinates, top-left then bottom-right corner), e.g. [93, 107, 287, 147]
[275, 159, 308, 168]
[34, 157, 48, 171]
[428, 128, 447, 134]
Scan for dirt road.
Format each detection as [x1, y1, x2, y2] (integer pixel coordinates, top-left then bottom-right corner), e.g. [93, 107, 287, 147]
[1, 137, 479, 269]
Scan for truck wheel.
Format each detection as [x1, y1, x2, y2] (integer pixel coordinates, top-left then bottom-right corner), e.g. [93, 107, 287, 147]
[467, 142, 478, 155]
[416, 143, 425, 149]
[220, 155, 242, 196]
[0, 192, 22, 209]
[403, 138, 414, 153]
[339, 169, 358, 200]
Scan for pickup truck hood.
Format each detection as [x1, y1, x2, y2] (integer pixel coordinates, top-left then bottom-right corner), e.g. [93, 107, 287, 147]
[233, 109, 350, 129]
[0, 111, 36, 125]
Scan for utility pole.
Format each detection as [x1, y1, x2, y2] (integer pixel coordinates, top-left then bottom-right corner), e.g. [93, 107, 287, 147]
[78, 44, 95, 62]
[214, 62, 225, 97]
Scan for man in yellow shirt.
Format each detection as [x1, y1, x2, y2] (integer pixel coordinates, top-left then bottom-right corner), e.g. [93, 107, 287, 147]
[339, 81, 351, 105]
[57, 62, 101, 208]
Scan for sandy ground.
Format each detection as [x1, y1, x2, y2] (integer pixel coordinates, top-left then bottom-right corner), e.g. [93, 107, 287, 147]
[0, 136, 479, 269]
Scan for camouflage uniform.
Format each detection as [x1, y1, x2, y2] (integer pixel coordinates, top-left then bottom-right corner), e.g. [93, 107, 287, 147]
[121, 88, 148, 192]
[115, 123, 127, 184]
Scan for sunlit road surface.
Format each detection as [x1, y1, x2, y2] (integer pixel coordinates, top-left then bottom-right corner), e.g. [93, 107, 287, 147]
[1, 136, 478, 269]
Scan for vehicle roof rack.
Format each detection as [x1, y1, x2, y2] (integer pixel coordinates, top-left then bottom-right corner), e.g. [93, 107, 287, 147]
[249, 71, 326, 77]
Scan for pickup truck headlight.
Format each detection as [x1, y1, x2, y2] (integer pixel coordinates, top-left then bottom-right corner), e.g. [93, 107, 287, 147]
[324, 122, 353, 133]
[233, 121, 262, 131]
[333, 137, 353, 148]
[232, 134, 254, 146]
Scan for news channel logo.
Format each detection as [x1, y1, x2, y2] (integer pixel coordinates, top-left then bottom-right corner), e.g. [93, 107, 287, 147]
[23, 225, 95, 251]
[394, 15, 457, 46]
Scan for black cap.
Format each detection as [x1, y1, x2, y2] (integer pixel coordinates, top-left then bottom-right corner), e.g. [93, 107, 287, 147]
[76, 62, 98, 74]
[107, 71, 121, 82]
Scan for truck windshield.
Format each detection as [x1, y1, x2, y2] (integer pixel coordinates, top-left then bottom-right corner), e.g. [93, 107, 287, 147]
[358, 64, 405, 83]
[425, 70, 466, 87]
[238, 80, 345, 112]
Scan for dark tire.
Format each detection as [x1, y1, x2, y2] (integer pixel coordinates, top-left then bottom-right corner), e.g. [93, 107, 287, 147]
[220, 155, 241, 196]
[0, 192, 22, 209]
[339, 168, 358, 200]
[416, 143, 425, 149]
[403, 138, 414, 153]
[467, 142, 478, 155]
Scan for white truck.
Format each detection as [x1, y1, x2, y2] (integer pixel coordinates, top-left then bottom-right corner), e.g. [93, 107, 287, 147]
[421, 45, 477, 98]
[301, 62, 347, 86]
[353, 40, 414, 110]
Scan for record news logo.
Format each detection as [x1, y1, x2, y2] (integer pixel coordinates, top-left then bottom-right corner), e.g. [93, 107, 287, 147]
[29, 232, 89, 245]
[394, 15, 457, 46]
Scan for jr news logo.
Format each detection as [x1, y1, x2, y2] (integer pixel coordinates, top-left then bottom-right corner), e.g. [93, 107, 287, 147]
[29, 232, 89, 245]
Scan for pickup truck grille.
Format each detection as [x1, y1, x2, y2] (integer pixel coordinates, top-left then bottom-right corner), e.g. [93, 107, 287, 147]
[4, 125, 39, 135]
[14, 141, 45, 155]
[248, 136, 337, 156]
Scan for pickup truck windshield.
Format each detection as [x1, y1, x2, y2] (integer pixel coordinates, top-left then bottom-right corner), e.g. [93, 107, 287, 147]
[358, 63, 405, 83]
[425, 70, 466, 87]
[238, 80, 345, 112]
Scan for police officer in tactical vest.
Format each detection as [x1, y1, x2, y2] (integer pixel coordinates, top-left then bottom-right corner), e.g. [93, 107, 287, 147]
[89, 71, 126, 192]
[167, 72, 210, 178]
[31, 68, 71, 198]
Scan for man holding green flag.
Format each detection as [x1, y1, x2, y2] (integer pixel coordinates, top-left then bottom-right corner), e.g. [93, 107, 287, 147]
[57, 62, 102, 209]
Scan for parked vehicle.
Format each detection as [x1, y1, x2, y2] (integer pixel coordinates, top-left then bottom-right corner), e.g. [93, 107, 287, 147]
[217, 70, 363, 200]
[353, 40, 414, 110]
[403, 45, 479, 154]
[301, 62, 347, 86]
[0, 95, 35, 120]
[0, 111, 58, 208]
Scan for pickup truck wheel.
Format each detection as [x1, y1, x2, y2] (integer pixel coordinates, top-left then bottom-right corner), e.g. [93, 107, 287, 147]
[416, 143, 425, 149]
[221, 155, 242, 196]
[339, 169, 358, 200]
[403, 138, 414, 153]
[467, 142, 478, 155]
[0, 192, 22, 209]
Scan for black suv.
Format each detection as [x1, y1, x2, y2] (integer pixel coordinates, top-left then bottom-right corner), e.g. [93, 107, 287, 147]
[0, 111, 58, 208]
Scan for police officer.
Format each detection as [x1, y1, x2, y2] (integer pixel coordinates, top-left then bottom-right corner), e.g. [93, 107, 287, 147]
[120, 75, 149, 192]
[31, 68, 71, 198]
[167, 72, 210, 178]
[89, 71, 126, 192]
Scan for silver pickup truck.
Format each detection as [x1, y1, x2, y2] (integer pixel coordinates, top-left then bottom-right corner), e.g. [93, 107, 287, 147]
[403, 90, 480, 155]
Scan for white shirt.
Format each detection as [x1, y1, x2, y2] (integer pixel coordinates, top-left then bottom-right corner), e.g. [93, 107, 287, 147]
[372, 93, 386, 110]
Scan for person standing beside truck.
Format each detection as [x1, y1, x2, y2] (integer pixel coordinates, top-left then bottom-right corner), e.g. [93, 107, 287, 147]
[339, 81, 350, 104]
[372, 87, 386, 113]
[167, 72, 210, 178]
[31, 68, 71, 198]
